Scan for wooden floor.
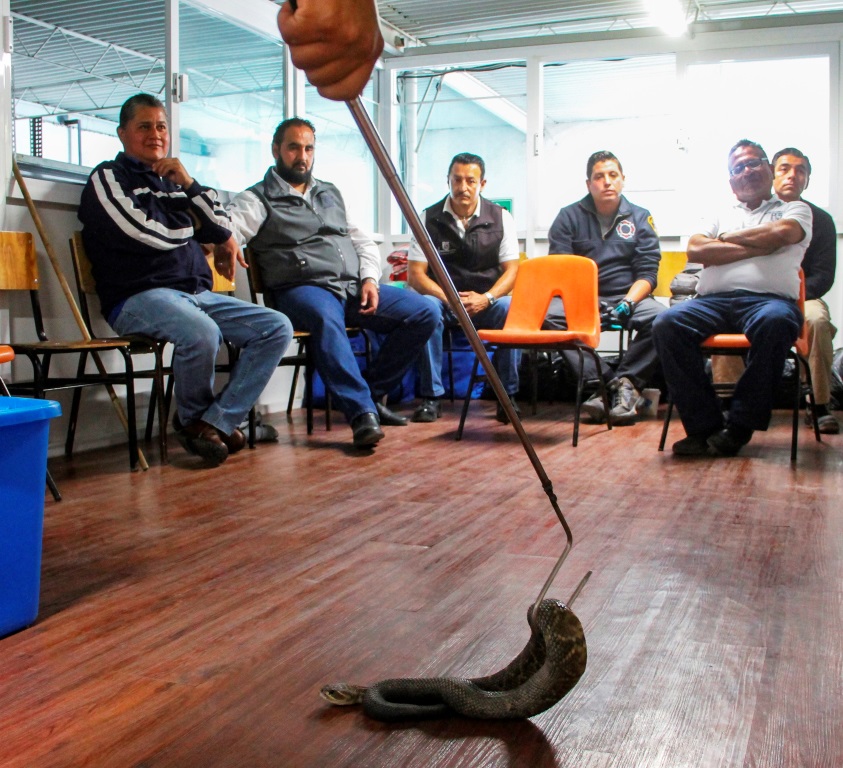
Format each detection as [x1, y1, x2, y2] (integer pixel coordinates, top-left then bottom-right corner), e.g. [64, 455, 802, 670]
[1, 399, 841, 768]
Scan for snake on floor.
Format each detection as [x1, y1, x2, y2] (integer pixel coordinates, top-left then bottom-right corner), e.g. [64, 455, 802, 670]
[319, 598, 587, 721]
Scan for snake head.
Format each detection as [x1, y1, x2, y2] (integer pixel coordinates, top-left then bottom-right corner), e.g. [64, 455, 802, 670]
[319, 682, 367, 706]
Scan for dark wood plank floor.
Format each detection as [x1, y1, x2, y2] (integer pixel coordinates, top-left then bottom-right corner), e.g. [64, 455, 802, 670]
[1, 399, 841, 767]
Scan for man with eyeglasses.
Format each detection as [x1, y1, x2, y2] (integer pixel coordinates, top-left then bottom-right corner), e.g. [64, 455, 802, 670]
[652, 139, 812, 457]
[771, 148, 839, 434]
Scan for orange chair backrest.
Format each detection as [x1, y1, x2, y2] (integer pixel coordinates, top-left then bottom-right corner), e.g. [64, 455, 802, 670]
[503, 254, 600, 337]
[0, 232, 39, 291]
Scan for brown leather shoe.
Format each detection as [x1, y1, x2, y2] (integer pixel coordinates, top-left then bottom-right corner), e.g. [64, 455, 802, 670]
[174, 417, 229, 464]
[218, 427, 246, 454]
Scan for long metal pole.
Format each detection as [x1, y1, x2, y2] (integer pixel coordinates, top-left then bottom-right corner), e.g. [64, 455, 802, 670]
[346, 98, 575, 611]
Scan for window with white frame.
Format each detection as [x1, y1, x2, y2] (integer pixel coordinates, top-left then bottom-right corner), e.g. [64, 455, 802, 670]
[396, 62, 528, 232]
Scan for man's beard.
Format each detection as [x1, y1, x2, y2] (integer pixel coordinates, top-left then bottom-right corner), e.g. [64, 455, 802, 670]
[276, 158, 313, 186]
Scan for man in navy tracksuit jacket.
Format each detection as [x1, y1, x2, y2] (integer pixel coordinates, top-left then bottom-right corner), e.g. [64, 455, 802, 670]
[79, 93, 292, 465]
[546, 150, 665, 425]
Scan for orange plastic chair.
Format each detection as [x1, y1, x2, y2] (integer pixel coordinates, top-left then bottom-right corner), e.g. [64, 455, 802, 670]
[658, 269, 821, 461]
[456, 254, 613, 447]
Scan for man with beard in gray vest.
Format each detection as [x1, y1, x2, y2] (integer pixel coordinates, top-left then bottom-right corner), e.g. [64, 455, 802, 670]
[225, 118, 437, 449]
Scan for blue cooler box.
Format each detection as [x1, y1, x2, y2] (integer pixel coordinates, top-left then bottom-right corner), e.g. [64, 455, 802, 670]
[0, 397, 61, 637]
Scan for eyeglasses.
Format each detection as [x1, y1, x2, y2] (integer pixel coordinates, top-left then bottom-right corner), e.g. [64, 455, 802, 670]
[729, 157, 767, 177]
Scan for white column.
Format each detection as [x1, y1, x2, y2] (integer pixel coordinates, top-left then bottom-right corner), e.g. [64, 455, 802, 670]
[164, 0, 180, 156]
[1, 0, 12, 227]
[524, 55, 543, 258]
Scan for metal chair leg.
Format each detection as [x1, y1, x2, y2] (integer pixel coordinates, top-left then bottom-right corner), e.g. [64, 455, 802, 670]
[46, 470, 61, 501]
[455, 355, 481, 441]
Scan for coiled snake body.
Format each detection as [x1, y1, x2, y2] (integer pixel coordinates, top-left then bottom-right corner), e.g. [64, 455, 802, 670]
[320, 598, 587, 721]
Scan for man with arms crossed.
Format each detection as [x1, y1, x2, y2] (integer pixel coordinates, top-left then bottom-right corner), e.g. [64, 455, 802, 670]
[652, 140, 811, 457]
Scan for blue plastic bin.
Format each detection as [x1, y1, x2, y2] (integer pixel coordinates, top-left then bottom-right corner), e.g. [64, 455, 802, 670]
[0, 397, 61, 637]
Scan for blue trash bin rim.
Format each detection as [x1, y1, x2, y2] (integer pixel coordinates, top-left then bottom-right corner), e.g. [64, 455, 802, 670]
[0, 397, 62, 426]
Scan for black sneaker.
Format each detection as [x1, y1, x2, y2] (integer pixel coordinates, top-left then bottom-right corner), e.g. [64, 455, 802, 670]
[609, 377, 639, 425]
[412, 398, 441, 423]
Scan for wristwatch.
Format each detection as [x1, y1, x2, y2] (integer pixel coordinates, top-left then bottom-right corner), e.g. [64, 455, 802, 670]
[484, 292, 497, 307]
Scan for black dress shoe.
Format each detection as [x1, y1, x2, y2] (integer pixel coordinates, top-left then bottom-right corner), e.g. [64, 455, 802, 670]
[375, 402, 408, 426]
[707, 424, 753, 456]
[351, 412, 384, 448]
[218, 427, 246, 454]
[495, 396, 521, 424]
[412, 398, 441, 423]
[173, 415, 229, 465]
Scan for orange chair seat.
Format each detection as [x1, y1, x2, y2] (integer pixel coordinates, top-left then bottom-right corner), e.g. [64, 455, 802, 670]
[0, 345, 14, 365]
[478, 329, 599, 347]
[701, 334, 751, 350]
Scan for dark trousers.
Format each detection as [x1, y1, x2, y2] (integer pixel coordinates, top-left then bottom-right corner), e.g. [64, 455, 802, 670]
[269, 284, 438, 423]
[543, 294, 666, 390]
[652, 291, 802, 435]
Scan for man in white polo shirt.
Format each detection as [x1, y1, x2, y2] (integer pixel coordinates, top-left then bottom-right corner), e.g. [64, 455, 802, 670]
[652, 139, 812, 457]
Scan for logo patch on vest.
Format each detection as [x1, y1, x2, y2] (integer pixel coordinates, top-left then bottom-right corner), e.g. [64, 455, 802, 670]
[440, 241, 454, 253]
[616, 219, 636, 240]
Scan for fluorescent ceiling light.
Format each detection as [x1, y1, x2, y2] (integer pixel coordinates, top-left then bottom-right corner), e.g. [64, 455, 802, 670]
[644, 0, 688, 37]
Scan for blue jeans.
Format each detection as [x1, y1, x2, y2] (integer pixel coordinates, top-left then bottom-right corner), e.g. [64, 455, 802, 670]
[652, 291, 802, 435]
[268, 284, 438, 423]
[416, 295, 520, 398]
[113, 288, 293, 435]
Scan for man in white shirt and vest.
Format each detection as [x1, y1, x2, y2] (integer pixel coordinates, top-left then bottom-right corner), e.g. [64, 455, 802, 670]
[407, 153, 520, 424]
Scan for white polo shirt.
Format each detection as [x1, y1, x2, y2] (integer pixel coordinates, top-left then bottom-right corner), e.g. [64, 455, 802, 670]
[695, 193, 812, 300]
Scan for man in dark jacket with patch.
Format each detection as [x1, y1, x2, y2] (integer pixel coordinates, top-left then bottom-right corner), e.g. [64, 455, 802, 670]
[546, 150, 665, 425]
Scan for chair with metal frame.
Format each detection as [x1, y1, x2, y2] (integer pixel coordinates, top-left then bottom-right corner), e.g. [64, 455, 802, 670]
[244, 252, 316, 435]
[456, 254, 613, 447]
[1, 231, 143, 470]
[244, 250, 374, 434]
[68, 232, 169, 463]
[658, 269, 820, 462]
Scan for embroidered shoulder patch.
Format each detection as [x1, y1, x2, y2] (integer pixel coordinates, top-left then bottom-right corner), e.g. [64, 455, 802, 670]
[616, 219, 636, 240]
